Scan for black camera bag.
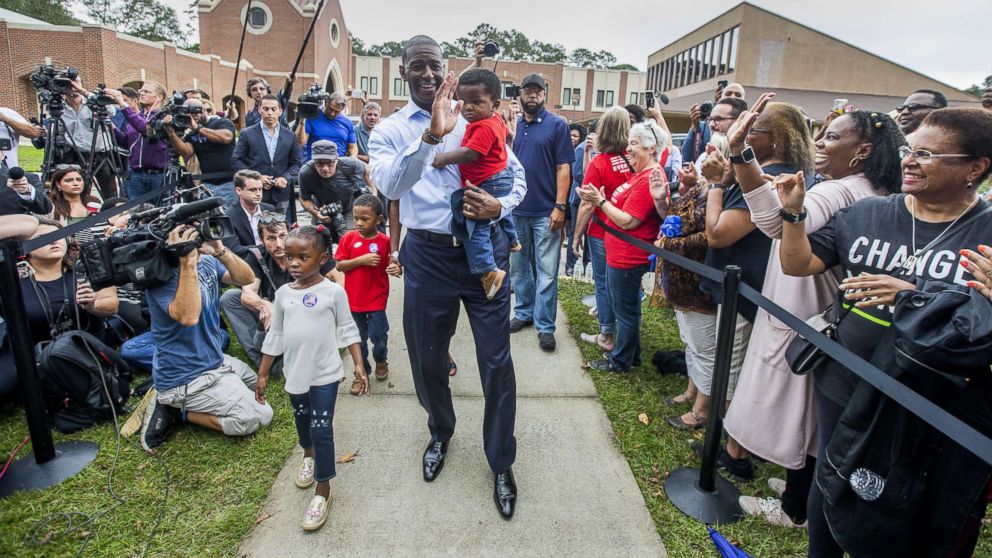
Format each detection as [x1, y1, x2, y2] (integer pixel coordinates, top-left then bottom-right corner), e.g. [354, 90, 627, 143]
[112, 240, 173, 289]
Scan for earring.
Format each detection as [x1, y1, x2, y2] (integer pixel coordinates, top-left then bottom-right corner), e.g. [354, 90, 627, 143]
[848, 155, 863, 168]
[966, 181, 974, 190]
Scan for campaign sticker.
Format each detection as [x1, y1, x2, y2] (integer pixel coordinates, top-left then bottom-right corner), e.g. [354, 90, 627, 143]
[353, 242, 362, 248]
[369, 243, 380, 253]
[302, 293, 318, 307]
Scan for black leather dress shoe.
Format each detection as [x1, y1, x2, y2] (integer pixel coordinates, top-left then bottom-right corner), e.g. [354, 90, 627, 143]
[493, 468, 517, 519]
[422, 439, 448, 482]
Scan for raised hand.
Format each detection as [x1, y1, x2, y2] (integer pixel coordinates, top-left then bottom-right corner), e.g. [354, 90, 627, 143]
[429, 72, 463, 139]
[700, 147, 728, 183]
[773, 171, 807, 214]
[649, 168, 669, 205]
[677, 162, 699, 189]
[727, 110, 758, 150]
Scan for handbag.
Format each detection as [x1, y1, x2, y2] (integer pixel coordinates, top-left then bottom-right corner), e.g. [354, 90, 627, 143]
[785, 291, 851, 376]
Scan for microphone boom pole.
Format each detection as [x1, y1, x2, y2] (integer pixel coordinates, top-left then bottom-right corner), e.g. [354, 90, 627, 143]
[288, 0, 326, 83]
[229, 0, 253, 104]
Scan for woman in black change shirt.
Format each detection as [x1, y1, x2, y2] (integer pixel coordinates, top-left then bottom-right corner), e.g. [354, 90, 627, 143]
[0, 219, 118, 399]
[779, 108, 992, 557]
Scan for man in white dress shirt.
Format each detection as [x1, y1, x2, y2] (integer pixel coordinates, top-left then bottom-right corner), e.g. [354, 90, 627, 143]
[369, 35, 525, 520]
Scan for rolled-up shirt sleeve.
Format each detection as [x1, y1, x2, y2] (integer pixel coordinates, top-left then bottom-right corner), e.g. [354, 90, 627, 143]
[370, 127, 437, 201]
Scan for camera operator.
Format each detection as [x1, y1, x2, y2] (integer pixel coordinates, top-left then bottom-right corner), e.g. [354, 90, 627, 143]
[682, 83, 748, 164]
[296, 92, 358, 161]
[219, 213, 341, 370]
[244, 77, 292, 128]
[0, 107, 45, 169]
[231, 94, 301, 215]
[138, 222, 273, 451]
[107, 82, 170, 200]
[299, 140, 376, 234]
[162, 98, 238, 207]
[40, 76, 123, 199]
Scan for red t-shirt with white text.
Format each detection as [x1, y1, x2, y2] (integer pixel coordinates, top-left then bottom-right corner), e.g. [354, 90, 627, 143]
[604, 168, 663, 269]
[334, 230, 391, 312]
[584, 153, 633, 239]
[459, 114, 508, 187]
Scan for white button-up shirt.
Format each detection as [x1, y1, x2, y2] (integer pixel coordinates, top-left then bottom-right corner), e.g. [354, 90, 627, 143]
[369, 101, 526, 234]
[242, 203, 263, 244]
[261, 124, 280, 163]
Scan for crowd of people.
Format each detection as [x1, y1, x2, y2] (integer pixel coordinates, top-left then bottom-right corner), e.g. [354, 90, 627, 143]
[1, 33, 992, 554]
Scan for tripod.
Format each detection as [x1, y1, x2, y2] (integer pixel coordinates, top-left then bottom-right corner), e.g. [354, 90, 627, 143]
[84, 103, 128, 199]
[39, 94, 86, 186]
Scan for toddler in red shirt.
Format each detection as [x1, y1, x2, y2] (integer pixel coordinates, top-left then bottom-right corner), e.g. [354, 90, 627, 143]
[333, 194, 391, 395]
[433, 69, 519, 299]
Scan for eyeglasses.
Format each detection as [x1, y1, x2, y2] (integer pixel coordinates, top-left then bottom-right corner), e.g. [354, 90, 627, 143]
[895, 103, 939, 113]
[748, 127, 771, 134]
[54, 164, 81, 171]
[313, 160, 338, 167]
[898, 146, 973, 164]
[706, 116, 734, 123]
[204, 108, 214, 113]
[259, 213, 286, 225]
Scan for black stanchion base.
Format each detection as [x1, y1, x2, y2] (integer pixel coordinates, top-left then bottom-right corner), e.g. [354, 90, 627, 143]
[665, 466, 743, 525]
[0, 441, 99, 498]
[581, 294, 597, 308]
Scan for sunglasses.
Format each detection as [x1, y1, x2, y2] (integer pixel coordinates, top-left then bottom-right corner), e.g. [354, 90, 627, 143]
[259, 214, 286, 225]
[895, 103, 939, 113]
[54, 164, 82, 171]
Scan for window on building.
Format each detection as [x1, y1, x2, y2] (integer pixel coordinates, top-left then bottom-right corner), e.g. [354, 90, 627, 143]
[369, 77, 378, 96]
[595, 90, 605, 107]
[728, 26, 740, 72]
[331, 21, 339, 44]
[394, 78, 406, 96]
[562, 88, 571, 106]
[606, 90, 614, 107]
[248, 7, 266, 29]
[708, 37, 718, 79]
[629, 92, 638, 105]
[721, 30, 731, 74]
[360, 77, 368, 92]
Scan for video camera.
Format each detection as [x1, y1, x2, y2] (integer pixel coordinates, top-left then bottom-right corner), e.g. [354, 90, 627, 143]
[85, 84, 117, 110]
[297, 83, 331, 120]
[78, 192, 234, 291]
[30, 64, 78, 99]
[147, 92, 203, 141]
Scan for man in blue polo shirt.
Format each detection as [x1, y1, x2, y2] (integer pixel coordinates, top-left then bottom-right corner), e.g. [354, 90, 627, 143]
[508, 74, 575, 352]
[296, 92, 358, 161]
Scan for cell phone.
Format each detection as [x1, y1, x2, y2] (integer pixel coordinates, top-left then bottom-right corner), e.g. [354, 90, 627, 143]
[645, 91, 655, 109]
[718, 80, 729, 89]
[350, 89, 365, 99]
[505, 85, 521, 99]
[682, 162, 692, 171]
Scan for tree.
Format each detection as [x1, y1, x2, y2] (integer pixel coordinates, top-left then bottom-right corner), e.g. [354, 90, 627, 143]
[966, 72, 992, 97]
[610, 63, 641, 72]
[0, 0, 78, 25]
[80, 0, 192, 47]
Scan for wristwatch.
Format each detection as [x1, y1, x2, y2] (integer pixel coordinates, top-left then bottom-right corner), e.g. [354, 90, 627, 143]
[597, 199, 607, 208]
[554, 203, 567, 212]
[708, 183, 725, 191]
[729, 146, 756, 165]
[780, 207, 808, 224]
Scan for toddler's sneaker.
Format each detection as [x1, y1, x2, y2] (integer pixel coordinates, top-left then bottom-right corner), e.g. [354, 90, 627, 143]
[481, 269, 507, 300]
[295, 456, 315, 488]
[375, 360, 389, 381]
[302, 495, 329, 531]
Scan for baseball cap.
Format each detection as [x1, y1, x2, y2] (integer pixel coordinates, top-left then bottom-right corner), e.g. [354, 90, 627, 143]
[521, 74, 547, 91]
[311, 140, 339, 161]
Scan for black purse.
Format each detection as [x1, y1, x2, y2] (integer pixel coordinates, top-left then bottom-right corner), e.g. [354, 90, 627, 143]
[785, 291, 851, 376]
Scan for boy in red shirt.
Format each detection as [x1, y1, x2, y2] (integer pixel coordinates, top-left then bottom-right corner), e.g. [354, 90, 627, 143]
[333, 194, 391, 395]
[433, 69, 519, 299]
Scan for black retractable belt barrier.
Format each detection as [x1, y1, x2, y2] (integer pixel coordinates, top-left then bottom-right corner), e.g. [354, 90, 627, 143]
[592, 216, 992, 525]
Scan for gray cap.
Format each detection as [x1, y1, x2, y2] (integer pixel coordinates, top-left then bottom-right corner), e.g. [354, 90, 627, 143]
[311, 140, 339, 161]
[521, 73, 547, 91]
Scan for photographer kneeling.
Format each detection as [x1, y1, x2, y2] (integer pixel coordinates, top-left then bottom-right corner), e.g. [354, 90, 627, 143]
[300, 140, 376, 237]
[220, 214, 341, 371]
[162, 98, 237, 207]
[139, 223, 273, 451]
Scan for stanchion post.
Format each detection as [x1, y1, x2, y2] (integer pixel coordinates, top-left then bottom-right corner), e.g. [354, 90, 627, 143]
[664, 264, 743, 524]
[699, 264, 742, 491]
[0, 239, 55, 463]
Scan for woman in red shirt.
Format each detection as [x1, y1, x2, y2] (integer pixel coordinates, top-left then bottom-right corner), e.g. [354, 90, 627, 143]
[571, 107, 633, 351]
[578, 121, 669, 372]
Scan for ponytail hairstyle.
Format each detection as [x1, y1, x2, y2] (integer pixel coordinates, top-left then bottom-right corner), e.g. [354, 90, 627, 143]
[846, 110, 906, 194]
[288, 224, 334, 254]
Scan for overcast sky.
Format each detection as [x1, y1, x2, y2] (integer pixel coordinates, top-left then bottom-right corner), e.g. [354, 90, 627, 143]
[170, 0, 989, 90]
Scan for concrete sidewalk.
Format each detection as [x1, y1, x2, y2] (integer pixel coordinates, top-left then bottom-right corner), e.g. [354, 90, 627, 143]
[237, 278, 667, 558]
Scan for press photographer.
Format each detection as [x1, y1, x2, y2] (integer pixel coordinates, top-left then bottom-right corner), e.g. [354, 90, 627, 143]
[0, 106, 45, 169]
[0, 165, 51, 216]
[162, 98, 237, 207]
[299, 140, 376, 238]
[136, 218, 272, 451]
[295, 90, 357, 160]
[107, 82, 170, 199]
[244, 77, 292, 128]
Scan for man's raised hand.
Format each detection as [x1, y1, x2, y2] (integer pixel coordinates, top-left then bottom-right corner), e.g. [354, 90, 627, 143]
[429, 72, 463, 139]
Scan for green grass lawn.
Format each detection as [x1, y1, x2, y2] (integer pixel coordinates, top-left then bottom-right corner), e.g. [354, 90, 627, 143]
[0, 336, 299, 557]
[17, 146, 43, 173]
[557, 278, 991, 558]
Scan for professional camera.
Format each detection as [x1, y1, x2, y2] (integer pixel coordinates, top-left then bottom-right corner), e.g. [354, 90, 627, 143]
[297, 84, 330, 119]
[78, 195, 234, 290]
[30, 64, 78, 98]
[316, 201, 348, 243]
[85, 84, 117, 110]
[147, 92, 203, 141]
[698, 101, 714, 121]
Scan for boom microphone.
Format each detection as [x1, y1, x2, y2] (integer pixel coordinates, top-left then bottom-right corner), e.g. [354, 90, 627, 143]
[166, 197, 224, 220]
[8, 167, 25, 181]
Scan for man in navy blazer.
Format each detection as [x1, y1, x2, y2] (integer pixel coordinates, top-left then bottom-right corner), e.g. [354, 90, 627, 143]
[231, 94, 301, 214]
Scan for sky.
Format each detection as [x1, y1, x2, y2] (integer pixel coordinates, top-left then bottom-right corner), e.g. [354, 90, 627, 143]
[166, 0, 990, 90]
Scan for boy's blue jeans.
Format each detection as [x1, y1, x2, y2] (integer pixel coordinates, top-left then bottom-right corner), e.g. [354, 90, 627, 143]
[352, 310, 389, 374]
[450, 167, 517, 277]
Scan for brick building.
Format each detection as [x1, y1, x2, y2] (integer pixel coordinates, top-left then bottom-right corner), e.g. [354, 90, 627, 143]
[0, 1, 647, 126]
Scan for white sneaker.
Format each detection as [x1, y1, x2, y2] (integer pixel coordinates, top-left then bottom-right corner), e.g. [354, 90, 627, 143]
[302, 495, 329, 531]
[768, 477, 786, 497]
[295, 456, 315, 488]
[739, 496, 807, 528]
